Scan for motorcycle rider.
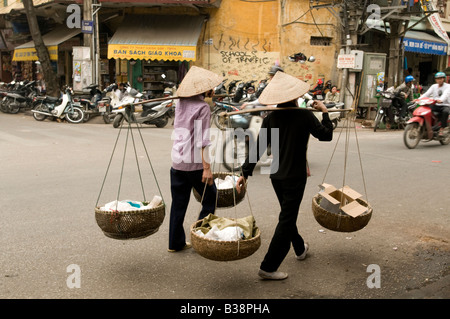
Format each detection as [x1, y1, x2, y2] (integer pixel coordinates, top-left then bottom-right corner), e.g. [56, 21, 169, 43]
[392, 75, 415, 122]
[419, 71, 450, 136]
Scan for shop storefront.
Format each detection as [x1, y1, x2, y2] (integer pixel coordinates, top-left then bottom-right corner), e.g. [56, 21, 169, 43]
[12, 26, 81, 87]
[402, 30, 448, 90]
[107, 14, 205, 97]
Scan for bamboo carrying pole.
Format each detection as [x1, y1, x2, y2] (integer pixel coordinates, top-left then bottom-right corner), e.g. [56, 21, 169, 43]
[220, 107, 353, 117]
[122, 94, 234, 107]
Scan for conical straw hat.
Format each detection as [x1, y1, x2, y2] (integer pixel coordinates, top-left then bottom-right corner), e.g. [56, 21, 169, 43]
[176, 66, 223, 97]
[258, 71, 310, 105]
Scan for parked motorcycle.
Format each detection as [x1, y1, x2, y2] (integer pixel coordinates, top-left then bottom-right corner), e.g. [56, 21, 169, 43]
[213, 78, 228, 102]
[309, 78, 325, 100]
[211, 101, 243, 130]
[298, 93, 342, 130]
[373, 89, 415, 132]
[112, 86, 173, 128]
[31, 86, 84, 123]
[254, 79, 268, 99]
[403, 96, 450, 149]
[1, 80, 39, 114]
[220, 110, 271, 172]
[0, 81, 19, 113]
[74, 84, 111, 123]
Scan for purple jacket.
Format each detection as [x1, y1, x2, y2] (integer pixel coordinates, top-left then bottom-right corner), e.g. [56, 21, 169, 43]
[171, 94, 211, 171]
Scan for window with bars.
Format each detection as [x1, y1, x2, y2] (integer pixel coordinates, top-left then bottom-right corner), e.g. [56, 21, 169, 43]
[310, 36, 333, 46]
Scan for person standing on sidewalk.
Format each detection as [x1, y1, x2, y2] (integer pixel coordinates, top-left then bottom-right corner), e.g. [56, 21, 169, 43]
[168, 66, 223, 252]
[236, 71, 334, 280]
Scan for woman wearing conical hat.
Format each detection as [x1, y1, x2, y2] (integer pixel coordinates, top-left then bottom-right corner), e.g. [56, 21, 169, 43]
[168, 66, 223, 252]
[236, 71, 334, 280]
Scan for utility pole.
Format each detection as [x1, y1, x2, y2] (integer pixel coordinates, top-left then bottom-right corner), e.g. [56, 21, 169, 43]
[83, 0, 94, 85]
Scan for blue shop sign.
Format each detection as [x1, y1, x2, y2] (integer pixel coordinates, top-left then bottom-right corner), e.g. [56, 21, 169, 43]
[403, 38, 447, 55]
[81, 20, 94, 34]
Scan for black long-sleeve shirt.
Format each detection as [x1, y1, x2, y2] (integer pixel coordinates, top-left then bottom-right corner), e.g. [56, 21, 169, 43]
[241, 102, 333, 180]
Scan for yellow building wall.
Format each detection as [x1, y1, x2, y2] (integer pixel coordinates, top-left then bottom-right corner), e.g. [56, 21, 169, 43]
[198, 0, 341, 87]
[279, 1, 340, 84]
[199, 0, 280, 83]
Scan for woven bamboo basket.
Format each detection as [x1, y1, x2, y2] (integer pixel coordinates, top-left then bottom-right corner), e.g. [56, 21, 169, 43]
[192, 172, 245, 208]
[95, 203, 165, 240]
[312, 194, 372, 232]
[190, 219, 261, 261]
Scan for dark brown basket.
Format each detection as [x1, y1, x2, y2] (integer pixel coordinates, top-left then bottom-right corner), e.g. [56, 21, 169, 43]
[312, 194, 372, 232]
[192, 172, 245, 208]
[190, 219, 261, 261]
[95, 203, 165, 240]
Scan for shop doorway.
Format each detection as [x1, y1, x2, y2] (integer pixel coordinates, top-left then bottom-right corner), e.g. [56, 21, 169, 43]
[419, 61, 433, 87]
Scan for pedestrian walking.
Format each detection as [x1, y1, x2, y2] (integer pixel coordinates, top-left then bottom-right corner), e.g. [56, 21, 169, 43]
[168, 66, 223, 252]
[235, 71, 334, 279]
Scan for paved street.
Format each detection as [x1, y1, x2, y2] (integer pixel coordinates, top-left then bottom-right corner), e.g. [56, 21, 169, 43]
[0, 111, 449, 301]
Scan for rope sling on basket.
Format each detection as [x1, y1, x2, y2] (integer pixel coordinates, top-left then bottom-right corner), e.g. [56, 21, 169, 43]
[312, 98, 373, 233]
[95, 106, 165, 240]
[190, 125, 260, 261]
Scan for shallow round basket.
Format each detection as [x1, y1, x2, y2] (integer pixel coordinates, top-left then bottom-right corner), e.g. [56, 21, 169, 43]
[95, 203, 165, 240]
[190, 219, 261, 261]
[312, 194, 372, 232]
[193, 172, 246, 208]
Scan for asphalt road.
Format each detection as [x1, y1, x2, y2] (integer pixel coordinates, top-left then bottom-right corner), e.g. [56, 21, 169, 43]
[0, 111, 448, 302]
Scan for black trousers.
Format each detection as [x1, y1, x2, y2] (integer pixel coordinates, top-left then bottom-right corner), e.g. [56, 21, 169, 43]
[169, 168, 216, 250]
[431, 105, 450, 129]
[260, 178, 307, 272]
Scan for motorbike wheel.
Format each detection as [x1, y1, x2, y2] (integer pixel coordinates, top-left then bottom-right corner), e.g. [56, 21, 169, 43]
[32, 103, 48, 121]
[439, 128, 450, 145]
[331, 119, 339, 130]
[1, 99, 10, 113]
[65, 107, 84, 124]
[8, 103, 20, 114]
[155, 115, 169, 128]
[113, 113, 124, 128]
[103, 113, 112, 124]
[214, 111, 229, 130]
[373, 109, 385, 132]
[403, 123, 422, 149]
[222, 134, 252, 172]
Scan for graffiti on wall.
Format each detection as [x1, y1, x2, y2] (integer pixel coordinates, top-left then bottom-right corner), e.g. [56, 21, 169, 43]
[213, 34, 272, 52]
[205, 33, 277, 79]
[220, 51, 271, 65]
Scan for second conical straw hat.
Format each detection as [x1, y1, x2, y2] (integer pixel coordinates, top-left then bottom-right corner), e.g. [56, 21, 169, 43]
[176, 66, 223, 98]
[258, 71, 310, 105]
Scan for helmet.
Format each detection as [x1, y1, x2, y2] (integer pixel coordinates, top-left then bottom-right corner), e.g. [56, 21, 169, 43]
[435, 71, 446, 79]
[405, 75, 415, 83]
[268, 65, 284, 75]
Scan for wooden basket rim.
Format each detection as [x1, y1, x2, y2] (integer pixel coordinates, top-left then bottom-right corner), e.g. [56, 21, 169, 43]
[312, 194, 373, 217]
[95, 202, 165, 215]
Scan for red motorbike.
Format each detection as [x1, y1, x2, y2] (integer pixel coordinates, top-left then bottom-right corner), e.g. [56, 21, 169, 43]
[403, 97, 450, 149]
